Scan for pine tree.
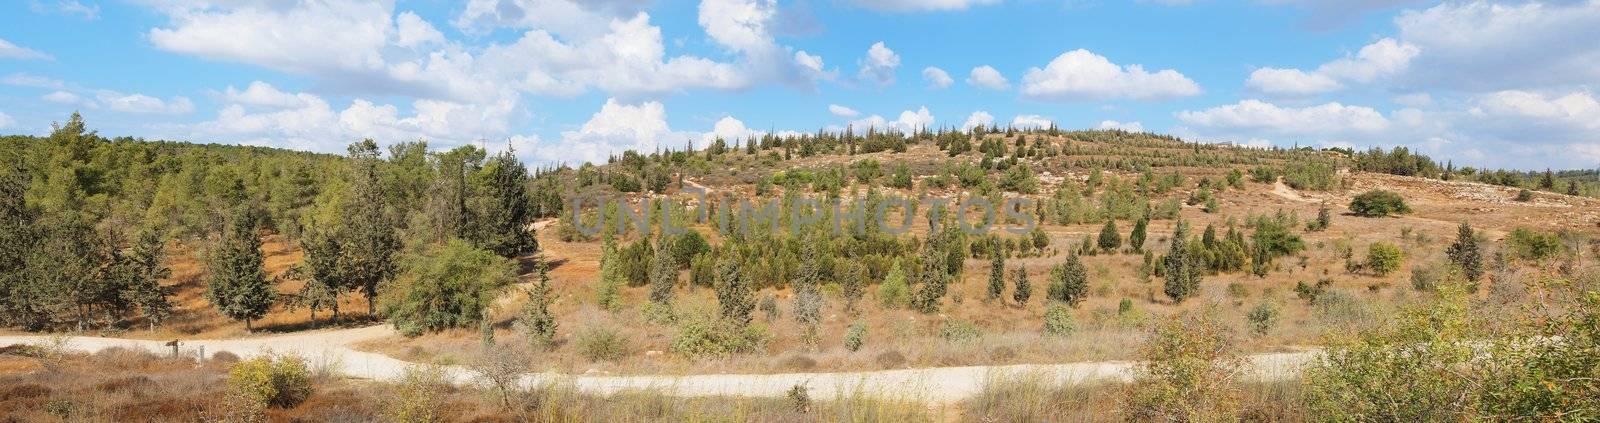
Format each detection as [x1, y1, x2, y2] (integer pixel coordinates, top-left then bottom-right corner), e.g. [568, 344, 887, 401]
[119, 228, 172, 331]
[1011, 266, 1031, 306]
[1540, 169, 1556, 190]
[1163, 220, 1201, 303]
[472, 150, 540, 257]
[715, 252, 755, 325]
[1129, 217, 1148, 252]
[987, 242, 1006, 301]
[1568, 180, 1581, 196]
[343, 140, 400, 316]
[1446, 222, 1483, 283]
[520, 263, 557, 349]
[1098, 219, 1122, 253]
[206, 209, 275, 332]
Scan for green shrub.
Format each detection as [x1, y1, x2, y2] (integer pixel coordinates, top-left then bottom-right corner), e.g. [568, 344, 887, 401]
[670, 316, 771, 359]
[1506, 227, 1562, 261]
[1042, 304, 1076, 337]
[1366, 242, 1403, 276]
[1123, 311, 1243, 421]
[1348, 190, 1410, 217]
[227, 354, 313, 408]
[575, 326, 630, 361]
[1246, 302, 1279, 335]
[878, 259, 910, 309]
[939, 319, 982, 343]
[843, 320, 867, 352]
[382, 240, 515, 336]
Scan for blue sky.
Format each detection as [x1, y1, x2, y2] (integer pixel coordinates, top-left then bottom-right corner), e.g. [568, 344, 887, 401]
[2, 0, 1598, 169]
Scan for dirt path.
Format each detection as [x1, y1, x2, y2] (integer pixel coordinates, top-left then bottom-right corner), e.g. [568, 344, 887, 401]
[0, 328, 1316, 404]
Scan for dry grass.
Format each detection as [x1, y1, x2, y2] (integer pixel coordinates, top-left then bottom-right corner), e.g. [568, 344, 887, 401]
[961, 371, 1305, 422]
[0, 345, 939, 422]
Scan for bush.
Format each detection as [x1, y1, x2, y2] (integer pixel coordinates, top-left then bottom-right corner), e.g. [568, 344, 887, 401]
[385, 365, 449, 423]
[1042, 304, 1076, 337]
[575, 326, 630, 361]
[227, 354, 313, 408]
[1506, 227, 1562, 261]
[670, 316, 770, 359]
[1246, 302, 1279, 335]
[382, 240, 516, 336]
[878, 260, 910, 309]
[1410, 264, 1438, 291]
[939, 319, 983, 343]
[1366, 242, 1404, 276]
[843, 320, 867, 352]
[1348, 190, 1410, 217]
[1123, 311, 1243, 421]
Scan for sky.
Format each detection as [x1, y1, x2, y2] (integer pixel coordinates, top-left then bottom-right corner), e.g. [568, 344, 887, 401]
[1, 0, 1598, 170]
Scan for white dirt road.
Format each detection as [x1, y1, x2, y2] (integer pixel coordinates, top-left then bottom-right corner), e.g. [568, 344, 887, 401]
[0, 326, 1316, 404]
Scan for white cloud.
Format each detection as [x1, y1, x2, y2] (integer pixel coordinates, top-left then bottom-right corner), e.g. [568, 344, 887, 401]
[857, 42, 900, 86]
[1176, 99, 1390, 136]
[828, 104, 860, 118]
[95, 92, 195, 114]
[1248, 38, 1419, 96]
[454, 0, 648, 40]
[699, 0, 777, 55]
[967, 65, 1009, 90]
[0, 112, 13, 129]
[1471, 90, 1600, 132]
[1245, 68, 1341, 96]
[962, 111, 994, 130]
[848, 0, 1002, 12]
[31, 0, 101, 20]
[1394, 1, 1600, 91]
[395, 11, 444, 49]
[1393, 92, 1433, 107]
[149, 2, 393, 76]
[224, 81, 315, 109]
[922, 66, 953, 89]
[1, 73, 63, 89]
[0, 38, 51, 60]
[1098, 120, 1144, 132]
[556, 98, 676, 164]
[850, 106, 933, 133]
[1011, 115, 1051, 129]
[42, 91, 80, 104]
[703, 116, 756, 143]
[1021, 49, 1201, 101]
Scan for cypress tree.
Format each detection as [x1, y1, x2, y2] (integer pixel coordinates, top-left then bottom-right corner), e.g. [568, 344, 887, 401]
[520, 263, 557, 349]
[1129, 217, 1148, 252]
[1446, 222, 1484, 283]
[715, 252, 754, 325]
[206, 209, 275, 332]
[343, 140, 399, 316]
[987, 242, 1006, 301]
[1048, 254, 1089, 307]
[1098, 219, 1122, 252]
[119, 228, 172, 331]
[1163, 220, 1201, 303]
[648, 239, 676, 306]
[1011, 266, 1031, 306]
[472, 150, 540, 257]
[912, 241, 948, 314]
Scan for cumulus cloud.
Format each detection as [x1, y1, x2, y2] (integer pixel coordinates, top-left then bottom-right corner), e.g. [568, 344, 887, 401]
[849, 106, 934, 133]
[0, 112, 13, 128]
[967, 65, 1009, 90]
[828, 104, 860, 118]
[1177, 99, 1390, 136]
[963, 111, 994, 130]
[0, 38, 51, 60]
[1393, 0, 1600, 91]
[1021, 49, 1200, 101]
[1470, 90, 1600, 134]
[1247, 38, 1419, 95]
[703, 116, 757, 143]
[42, 91, 80, 104]
[847, 0, 1002, 12]
[555, 98, 676, 164]
[394, 11, 444, 49]
[1011, 114, 1051, 129]
[857, 42, 900, 86]
[1098, 120, 1144, 132]
[453, 0, 649, 40]
[95, 92, 194, 114]
[224, 81, 316, 109]
[922, 66, 953, 89]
